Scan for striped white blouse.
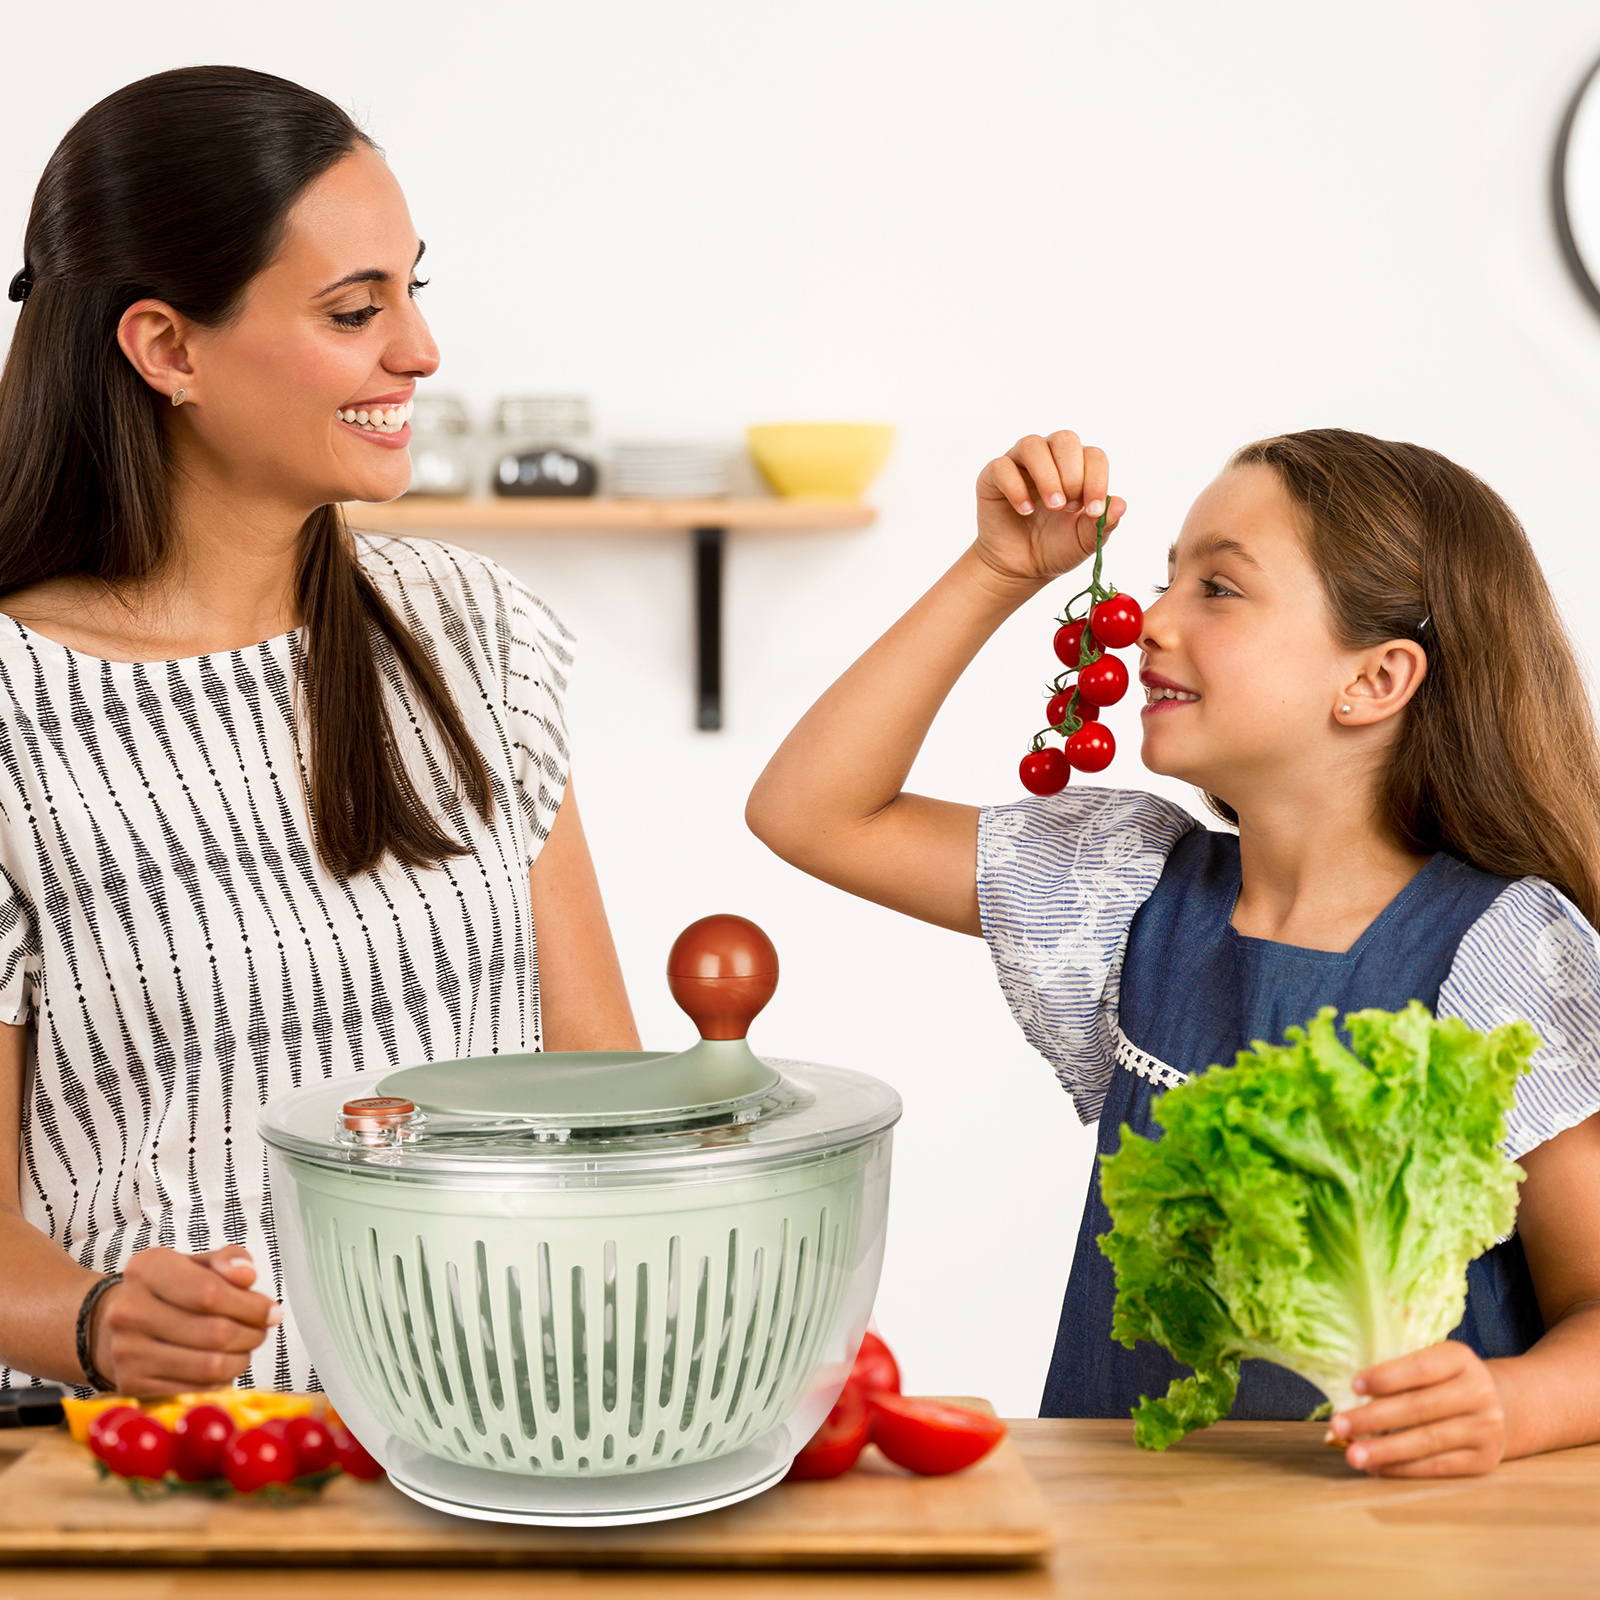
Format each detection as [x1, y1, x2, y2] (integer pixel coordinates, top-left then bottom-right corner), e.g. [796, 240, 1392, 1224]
[977, 787, 1600, 1159]
[0, 537, 573, 1393]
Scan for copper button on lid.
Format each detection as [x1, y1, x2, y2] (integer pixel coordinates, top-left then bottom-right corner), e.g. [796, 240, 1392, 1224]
[342, 1095, 416, 1133]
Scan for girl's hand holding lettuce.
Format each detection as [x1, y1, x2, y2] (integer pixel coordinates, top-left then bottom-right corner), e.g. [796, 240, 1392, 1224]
[1098, 1003, 1535, 1468]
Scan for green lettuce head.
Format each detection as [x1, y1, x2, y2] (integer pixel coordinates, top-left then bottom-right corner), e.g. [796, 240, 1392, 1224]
[1097, 1003, 1536, 1450]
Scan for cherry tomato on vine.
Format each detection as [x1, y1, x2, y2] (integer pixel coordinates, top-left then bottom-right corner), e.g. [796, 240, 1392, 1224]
[86, 1405, 142, 1465]
[1019, 747, 1070, 796]
[866, 1393, 1008, 1476]
[224, 1426, 296, 1493]
[786, 1380, 871, 1480]
[1052, 620, 1095, 668]
[1089, 593, 1144, 649]
[331, 1425, 385, 1480]
[1077, 654, 1129, 707]
[1046, 691, 1098, 729]
[285, 1416, 338, 1476]
[107, 1414, 175, 1480]
[173, 1403, 236, 1482]
[849, 1331, 901, 1397]
[1065, 722, 1116, 773]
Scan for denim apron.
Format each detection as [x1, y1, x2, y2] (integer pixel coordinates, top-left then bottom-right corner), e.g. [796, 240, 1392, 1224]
[1042, 827, 1547, 1419]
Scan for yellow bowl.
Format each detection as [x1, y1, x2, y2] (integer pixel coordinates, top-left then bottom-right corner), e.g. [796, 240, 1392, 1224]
[746, 423, 896, 501]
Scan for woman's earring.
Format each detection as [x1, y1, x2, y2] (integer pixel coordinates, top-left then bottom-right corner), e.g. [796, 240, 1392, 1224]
[171, 389, 186, 407]
[1340, 704, 1352, 715]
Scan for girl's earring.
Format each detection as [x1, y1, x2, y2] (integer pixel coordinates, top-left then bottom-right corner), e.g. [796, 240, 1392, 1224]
[171, 389, 186, 407]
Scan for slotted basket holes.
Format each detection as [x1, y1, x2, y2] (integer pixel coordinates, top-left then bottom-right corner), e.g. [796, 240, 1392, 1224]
[326, 1204, 852, 1474]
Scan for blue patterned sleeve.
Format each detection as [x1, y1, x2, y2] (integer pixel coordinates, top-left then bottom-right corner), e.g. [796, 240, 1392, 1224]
[976, 787, 1200, 1124]
[1436, 878, 1600, 1159]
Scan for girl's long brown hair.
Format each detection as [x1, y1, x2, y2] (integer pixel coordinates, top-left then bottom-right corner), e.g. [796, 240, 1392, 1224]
[0, 66, 490, 876]
[1212, 428, 1600, 925]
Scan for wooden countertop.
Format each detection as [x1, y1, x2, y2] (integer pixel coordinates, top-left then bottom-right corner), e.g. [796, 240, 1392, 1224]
[1, 1419, 1595, 1598]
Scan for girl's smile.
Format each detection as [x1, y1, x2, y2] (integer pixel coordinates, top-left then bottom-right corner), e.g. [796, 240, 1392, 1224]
[1140, 669, 1200, 711]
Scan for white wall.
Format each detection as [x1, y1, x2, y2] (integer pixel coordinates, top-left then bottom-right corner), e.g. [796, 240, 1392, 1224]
[6, 1, 1600, 1415]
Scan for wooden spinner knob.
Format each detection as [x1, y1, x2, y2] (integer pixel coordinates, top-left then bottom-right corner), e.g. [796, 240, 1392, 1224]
[667, 915, 779, 1041]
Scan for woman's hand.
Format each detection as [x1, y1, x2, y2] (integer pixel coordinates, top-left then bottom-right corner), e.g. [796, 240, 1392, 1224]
[90, 1244, 282, 1395]
[1328, 1341, 1507, 1477]
[974, 430, 1127, 589]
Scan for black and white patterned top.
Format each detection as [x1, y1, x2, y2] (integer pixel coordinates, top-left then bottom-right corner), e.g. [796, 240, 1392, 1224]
[0, 536, 573, 1392]
[976, 787, 1600, 1160]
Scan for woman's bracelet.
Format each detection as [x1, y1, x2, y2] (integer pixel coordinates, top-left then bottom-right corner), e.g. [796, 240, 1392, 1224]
[74, 1272, 123, 1392]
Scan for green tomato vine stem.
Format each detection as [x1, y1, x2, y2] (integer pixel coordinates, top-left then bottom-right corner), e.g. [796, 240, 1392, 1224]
[1031, 502, 1115, 754]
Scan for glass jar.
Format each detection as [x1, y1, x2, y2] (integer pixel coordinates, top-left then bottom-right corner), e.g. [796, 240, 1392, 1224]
[491, 396, 599, 498]
[404, 395, 475, 497]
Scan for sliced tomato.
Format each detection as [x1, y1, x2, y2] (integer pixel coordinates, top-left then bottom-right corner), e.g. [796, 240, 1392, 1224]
[784, 1380, 870, 1480]
[848, 1331, 901, 1397]
[867, 1394, 1007, 1476]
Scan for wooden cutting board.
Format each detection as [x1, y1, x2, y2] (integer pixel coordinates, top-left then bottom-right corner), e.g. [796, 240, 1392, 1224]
[0, 1400, 1052, 1569]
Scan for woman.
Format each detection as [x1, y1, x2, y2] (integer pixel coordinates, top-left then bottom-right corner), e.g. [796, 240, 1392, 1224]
[0, 67, 638, 1397]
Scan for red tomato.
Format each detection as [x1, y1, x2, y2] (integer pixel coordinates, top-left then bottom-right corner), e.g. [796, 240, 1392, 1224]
[1018, 748, 1069, 796]
[1052, 620, 1095, 668]
[172, 1404, 237, 1482]
[1046, 691, 1101, 731]
[223, 1426, 297, 1493]
[867, 1394, 1008, 1476]
[785, 1381, 871, 1480]
[848, 1331, 901, 1396]
[330, 1424, 385, 1480]
[86, 1404, 142, 1465]
[285, 1416, 338, 1476]
[1065, 722, 1116, 773]
[107, 1414, 175, 1480]
[1089, 593, 1144, 649]
[1077, 653, 1129, 707]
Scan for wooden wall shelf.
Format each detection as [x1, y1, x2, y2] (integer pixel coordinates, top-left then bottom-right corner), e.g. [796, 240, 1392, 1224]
[343, 497, 877, 534]
[343, 497, 879, 729]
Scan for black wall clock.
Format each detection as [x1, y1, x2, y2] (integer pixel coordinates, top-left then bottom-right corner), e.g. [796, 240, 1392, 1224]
[1556, 54, 1600, 316]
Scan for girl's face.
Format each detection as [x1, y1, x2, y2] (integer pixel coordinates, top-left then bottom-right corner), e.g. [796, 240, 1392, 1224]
[1137, 464, 1363, 806]
[168, 144, 438, 512]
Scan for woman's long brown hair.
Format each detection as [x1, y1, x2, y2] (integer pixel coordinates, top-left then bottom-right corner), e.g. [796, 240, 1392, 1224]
[0, 66, 490, 876]
[1210, 428, 1600, 925]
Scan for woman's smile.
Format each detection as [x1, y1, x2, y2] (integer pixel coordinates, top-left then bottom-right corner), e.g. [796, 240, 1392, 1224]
[336, 391, 414, 447]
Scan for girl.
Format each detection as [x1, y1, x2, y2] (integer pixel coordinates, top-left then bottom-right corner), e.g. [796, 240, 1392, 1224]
[747, 428, 1600, 1477]
[0, 68, 637, 1397]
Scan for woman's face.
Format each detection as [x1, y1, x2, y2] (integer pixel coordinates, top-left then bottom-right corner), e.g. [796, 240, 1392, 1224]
[1137, 464, 1360, 807]
[171, 144, 438, 512]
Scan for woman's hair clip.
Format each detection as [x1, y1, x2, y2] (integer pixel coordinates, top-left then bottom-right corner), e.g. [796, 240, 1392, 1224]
[1415, 614, 1432, 640]
[7, 269, 32, 304]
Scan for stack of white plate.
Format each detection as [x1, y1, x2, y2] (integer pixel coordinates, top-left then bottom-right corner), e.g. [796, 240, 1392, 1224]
[608, 441, 729, 499]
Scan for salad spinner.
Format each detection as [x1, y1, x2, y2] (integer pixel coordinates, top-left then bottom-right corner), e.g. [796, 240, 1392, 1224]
[259, 916, 900, 1526]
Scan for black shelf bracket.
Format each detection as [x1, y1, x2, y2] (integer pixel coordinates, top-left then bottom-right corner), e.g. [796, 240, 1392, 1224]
[693, 526, 725, 730]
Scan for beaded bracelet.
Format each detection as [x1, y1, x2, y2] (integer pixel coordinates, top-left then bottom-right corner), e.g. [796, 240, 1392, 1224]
[74, 1272, 123, 1392]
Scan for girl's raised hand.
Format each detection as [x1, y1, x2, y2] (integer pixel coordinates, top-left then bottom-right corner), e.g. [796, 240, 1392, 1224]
[975, 430, 1126, 588]
[1326, 1341, 1507, 1476]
